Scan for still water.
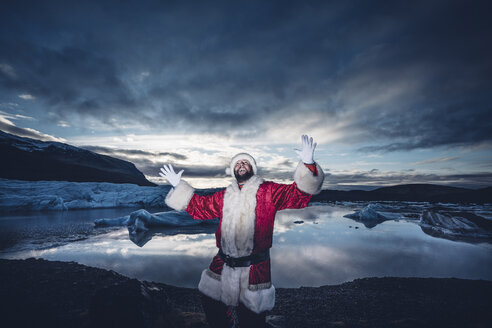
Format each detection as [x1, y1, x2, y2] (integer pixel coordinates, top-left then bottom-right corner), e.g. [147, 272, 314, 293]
[0, 204, 491, 287]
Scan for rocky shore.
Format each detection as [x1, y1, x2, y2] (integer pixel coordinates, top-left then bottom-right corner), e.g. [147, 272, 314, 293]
[0, 258, 490, 328]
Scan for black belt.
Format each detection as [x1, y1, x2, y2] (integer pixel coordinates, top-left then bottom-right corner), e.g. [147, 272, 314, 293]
[218, 249, 270, 267]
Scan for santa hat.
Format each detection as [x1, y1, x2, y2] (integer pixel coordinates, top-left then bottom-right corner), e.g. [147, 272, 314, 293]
[225, 153, 257, 177]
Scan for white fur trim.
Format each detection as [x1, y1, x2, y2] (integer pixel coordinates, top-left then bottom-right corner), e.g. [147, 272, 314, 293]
[240, 284, 276, 314]
[164, 180, 194, 211]
[219, 265, 250, 306]
[226, 153, 257, 177]
[293, 161, 324, 195]
[216, 175, 264, 307]
[198, 269, 222, 301]
[221, 175, 263, 257]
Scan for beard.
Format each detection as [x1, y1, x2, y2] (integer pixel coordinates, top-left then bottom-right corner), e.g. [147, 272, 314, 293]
[234, 169, 254, 183]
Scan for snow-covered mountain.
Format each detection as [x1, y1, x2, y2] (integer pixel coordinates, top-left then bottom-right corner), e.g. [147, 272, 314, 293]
[0, 130, 155, 186]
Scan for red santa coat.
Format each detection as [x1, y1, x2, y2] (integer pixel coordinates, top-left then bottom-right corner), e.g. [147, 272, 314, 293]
[165, 161, 324, 313]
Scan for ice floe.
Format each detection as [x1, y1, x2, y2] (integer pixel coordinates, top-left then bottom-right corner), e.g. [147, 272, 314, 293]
[94, 209, 205, 229]
[342, 202, 492, 240]
[419, 210, 492, 243]
[94, 208, 218, 246]
[343, 203, 391, 228]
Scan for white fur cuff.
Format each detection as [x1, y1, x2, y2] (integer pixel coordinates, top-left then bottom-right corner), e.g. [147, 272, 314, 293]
[240, 284, 276, 314]
[198, 269, 222, 301]
[165, 180, 194, 211]
[294, 160, 325, 195]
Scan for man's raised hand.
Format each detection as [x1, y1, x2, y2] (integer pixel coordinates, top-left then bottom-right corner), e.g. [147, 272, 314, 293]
[294, 134, 317, 164]
[159, 164, 184, 187]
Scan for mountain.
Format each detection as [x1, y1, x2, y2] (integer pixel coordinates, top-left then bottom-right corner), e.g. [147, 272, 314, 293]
[311, 184, 492, 204]
[0, 130, 155, 186]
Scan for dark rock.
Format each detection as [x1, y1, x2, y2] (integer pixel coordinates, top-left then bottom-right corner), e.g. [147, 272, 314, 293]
[1, 258, 491, 328]
[89, 280, 163, 327]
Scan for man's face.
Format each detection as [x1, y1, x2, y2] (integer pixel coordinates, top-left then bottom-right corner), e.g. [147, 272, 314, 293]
[234, 159, 253, 183]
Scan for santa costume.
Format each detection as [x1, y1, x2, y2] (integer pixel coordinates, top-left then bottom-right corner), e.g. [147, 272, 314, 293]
[165, 152, 324, 321]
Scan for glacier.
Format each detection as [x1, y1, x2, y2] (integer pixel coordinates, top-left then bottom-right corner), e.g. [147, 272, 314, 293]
[0, 178, 170, 211]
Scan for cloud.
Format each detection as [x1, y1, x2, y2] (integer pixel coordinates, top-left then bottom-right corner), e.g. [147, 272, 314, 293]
[324, 170, 492, 190]
[81, 145, 187, 160]
[0, 42, 141, 126]
[57, 120, 70, 127]
[80, 145, 198, 177]
[18, 94, 35, 100]
[140, 161, 228, 179]
[0, 63, 16, 78]
[0, 110, 35, 121]
[0, 103, 19, 110]
[413, 156, 461, 166]
[0, 0, 490, 150]
[0, 112, 65, 142]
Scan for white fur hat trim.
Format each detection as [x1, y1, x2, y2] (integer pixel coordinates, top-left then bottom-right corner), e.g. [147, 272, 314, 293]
[225, 153, 257, 177]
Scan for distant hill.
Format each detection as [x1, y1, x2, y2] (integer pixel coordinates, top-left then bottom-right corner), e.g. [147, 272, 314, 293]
[311, 184, 492, 204]
[0, 130, 155, 186]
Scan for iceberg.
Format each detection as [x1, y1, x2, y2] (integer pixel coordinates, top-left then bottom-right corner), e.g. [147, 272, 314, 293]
[94, 208, 219, 247]
[0, 179, 170, 211]
[419, 210, 492, 243]
[94, 209, 205, 229]
[343, 203, 390, 228]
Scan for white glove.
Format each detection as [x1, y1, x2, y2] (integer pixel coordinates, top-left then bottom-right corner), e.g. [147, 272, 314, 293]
[294, 135, 317, 164]
[159, 164, 184, 187]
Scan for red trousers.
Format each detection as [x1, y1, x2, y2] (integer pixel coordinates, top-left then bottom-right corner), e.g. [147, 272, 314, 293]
[201, 293, 267, 328]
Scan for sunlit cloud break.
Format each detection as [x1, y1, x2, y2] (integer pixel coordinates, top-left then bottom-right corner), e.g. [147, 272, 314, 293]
[0, 0, 490, 189]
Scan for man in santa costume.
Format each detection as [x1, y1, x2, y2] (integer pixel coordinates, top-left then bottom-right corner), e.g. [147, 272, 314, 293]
[160, 135, 324, 327]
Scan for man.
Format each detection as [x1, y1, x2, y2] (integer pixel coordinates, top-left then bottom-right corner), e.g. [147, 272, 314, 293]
[160, 135, 324, 327]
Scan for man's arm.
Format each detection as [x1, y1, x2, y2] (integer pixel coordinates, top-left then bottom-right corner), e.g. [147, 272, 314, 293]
[161, 164, 223, 220]
[186, 190, 225, 220]
[293, 134, 324, 194]
[271, 135, 325, 210]
[293, 160, 324, 195]
[166, 181, 224, 220]
[271, 161, 324, 211]
[164, 179, 194, 211]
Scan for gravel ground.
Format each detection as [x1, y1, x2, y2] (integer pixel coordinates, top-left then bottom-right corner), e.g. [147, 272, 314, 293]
[0, 258, 490, 328]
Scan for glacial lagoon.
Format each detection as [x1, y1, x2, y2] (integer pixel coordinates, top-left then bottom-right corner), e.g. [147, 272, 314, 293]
[0, 203, 491, 288]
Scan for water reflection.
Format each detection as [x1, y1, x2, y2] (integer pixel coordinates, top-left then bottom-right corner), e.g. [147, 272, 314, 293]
[3, 229, 218, 287]
[1, 204, 492, 288]
[0, 207, 137, 252]
[340, 202, 492, 243]
[272, 218, 492, 286]
[128, 224, 218, 247]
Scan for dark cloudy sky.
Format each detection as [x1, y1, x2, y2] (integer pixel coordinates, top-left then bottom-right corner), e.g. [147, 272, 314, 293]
[1, 0, 491, 189]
